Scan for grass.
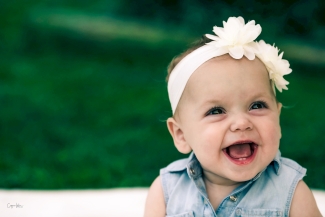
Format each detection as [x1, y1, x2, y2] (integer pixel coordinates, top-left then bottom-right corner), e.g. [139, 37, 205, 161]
[0, 9, 325, 190]
[0, 37, 186, 189]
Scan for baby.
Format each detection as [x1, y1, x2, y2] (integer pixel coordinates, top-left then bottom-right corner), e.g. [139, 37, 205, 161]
[144, 17, 322, 217]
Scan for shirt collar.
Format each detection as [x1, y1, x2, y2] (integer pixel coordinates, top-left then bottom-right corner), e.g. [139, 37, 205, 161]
[186, 152, 202, 179]
[271, 150, 282, 175]
[186, 150, 283, 179]
[167, 150, 282, 178]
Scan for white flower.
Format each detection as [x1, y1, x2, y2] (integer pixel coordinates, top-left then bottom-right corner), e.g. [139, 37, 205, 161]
[203, 17, 291, 92]
[205, 16, 261, 60]
[255, 40, 292, 92]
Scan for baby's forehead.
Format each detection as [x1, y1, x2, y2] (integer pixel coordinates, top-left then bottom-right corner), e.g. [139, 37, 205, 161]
[188, 55, 268, 82]
[182, 55, 272, 98]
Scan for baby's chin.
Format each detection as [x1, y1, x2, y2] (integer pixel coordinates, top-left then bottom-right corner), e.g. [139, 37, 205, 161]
[222, 169, 263, 183]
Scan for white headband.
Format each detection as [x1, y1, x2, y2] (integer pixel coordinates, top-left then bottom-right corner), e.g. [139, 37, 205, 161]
[167, 16, 292, 114]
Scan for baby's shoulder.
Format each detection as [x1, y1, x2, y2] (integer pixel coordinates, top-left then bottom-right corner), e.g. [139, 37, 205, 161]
[160, 157, 189, 174]
[249, 156, 307, 200]
[159, 157, 193, 205]
[279, 157, 306, 174]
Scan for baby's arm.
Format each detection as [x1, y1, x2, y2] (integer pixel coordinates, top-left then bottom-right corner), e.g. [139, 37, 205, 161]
[144, 176, 166, 217]
[290, 180, 322, 217]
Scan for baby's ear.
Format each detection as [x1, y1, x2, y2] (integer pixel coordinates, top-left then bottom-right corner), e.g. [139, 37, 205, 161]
[166, 117, 192, 154]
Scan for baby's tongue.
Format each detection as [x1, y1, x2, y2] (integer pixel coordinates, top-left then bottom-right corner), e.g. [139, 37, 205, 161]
[227, 143, 252, 159]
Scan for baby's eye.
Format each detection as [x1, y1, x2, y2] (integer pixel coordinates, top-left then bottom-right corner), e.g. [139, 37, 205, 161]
[250, 101, 268, 110]
[206, 107, 225, 116]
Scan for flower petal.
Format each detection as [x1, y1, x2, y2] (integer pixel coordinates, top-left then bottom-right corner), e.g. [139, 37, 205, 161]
[245, 42, 258, 53]
[229, 46, 244, 59]
[244, 49, 255, 60]
[237, 16, 245, 25]
[205, 34, 220, 42]
[212, 26, 228, 41]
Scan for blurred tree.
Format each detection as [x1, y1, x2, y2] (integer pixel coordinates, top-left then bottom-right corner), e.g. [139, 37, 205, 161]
[1, 0, 325, 190]
[115, 0, 325, 44]
[284, 0, 319, 35]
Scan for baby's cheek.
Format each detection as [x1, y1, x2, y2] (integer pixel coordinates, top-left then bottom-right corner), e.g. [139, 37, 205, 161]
[269, 126, 281, 148]
[262, 117, 281, 137]
[202, 128, 223, 146]
[272, 121, 282, 140]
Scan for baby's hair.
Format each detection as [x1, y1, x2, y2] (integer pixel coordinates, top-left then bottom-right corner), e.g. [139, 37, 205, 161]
[166, 35, 212, 82]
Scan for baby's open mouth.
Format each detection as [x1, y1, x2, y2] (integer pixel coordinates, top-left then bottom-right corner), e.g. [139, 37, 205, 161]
[223, 142, 258, 164]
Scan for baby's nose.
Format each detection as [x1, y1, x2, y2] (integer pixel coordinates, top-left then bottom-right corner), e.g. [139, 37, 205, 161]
[230, 115, 253, 132]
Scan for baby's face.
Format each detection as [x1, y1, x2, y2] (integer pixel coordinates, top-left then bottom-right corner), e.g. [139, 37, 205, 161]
[175, 55, 282, 185]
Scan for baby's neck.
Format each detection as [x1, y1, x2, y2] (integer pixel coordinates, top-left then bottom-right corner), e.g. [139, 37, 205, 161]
[203, 173, 242, 210]
[203, 169, 241, 186]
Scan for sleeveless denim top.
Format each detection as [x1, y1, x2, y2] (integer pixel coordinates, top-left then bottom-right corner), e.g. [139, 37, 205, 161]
[160, 151, 306, 217]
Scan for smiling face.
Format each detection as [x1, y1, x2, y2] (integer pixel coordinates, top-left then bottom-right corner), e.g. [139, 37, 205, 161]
[167, 55, 282, 185]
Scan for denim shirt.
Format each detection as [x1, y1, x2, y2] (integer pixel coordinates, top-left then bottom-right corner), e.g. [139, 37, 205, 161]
[160, 151, 306, 217]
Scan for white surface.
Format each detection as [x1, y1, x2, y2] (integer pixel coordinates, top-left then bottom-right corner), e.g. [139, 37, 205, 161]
[313, 189, 325, 216]
[0, 188, 148, 217]
[0, 188, 324, 217]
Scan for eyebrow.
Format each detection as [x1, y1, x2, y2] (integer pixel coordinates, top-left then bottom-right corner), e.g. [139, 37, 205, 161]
[196, 91, 274, 109]
[248, 90, 275, 101]
[195, 98, 223, 111]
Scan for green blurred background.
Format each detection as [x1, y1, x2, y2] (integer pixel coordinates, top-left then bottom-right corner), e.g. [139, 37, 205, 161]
[1, 0, 325, 190]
